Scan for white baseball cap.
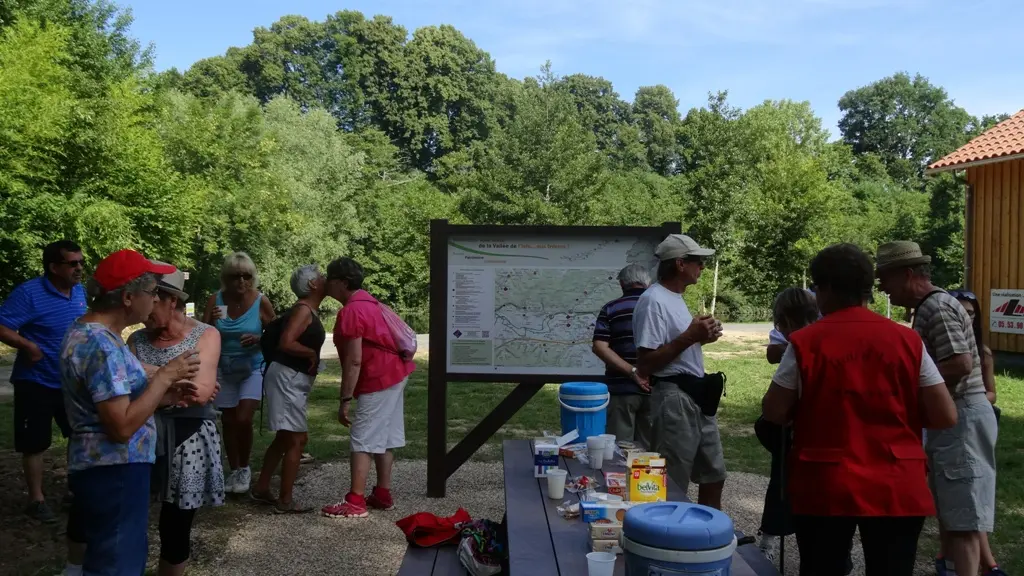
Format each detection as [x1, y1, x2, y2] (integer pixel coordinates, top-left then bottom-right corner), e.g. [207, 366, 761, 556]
[655, 234, 715, 261]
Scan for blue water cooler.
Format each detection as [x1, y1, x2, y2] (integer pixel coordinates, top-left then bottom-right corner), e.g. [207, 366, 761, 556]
[557, 381, 609, 442]
[622, 502, 737, 575]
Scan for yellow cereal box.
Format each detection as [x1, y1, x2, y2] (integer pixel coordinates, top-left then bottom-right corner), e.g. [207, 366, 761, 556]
[629, 458, 667, 503]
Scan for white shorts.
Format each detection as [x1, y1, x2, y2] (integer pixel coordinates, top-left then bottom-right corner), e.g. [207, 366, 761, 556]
[264, 362, 314, 432]
[215, 366, 263, 409]
[350, 378, 407, 454]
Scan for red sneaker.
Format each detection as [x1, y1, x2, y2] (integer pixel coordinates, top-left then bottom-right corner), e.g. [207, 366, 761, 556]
[367, 487, 394, 511]
[321, 493, 369, 518]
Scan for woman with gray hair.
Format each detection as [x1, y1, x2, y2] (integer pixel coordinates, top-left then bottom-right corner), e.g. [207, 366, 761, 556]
[61, 250, 200, 574]
[203, 251, 275, 495]
[250, 264, 326, 513]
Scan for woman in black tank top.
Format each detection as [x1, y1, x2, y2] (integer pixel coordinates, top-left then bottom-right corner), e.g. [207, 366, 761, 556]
[251, 265, 327, 513]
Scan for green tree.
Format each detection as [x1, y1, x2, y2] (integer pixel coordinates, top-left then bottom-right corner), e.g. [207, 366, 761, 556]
[632, 85, 681, 176]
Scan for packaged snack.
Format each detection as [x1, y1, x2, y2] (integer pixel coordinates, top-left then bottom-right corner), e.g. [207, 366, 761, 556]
[580, 500, 636, 523]
[629, 458, 667, 503]
[590, 538, 623, 555]
[604, 472, 627, 498]
[589, 523, 622, 540]
[532, 430, 578, 478]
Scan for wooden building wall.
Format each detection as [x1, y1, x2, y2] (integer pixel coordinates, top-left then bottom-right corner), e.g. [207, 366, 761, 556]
[966, 157, 1024, 353]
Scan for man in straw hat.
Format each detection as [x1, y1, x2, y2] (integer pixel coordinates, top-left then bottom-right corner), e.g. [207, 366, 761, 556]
[876, 241, 998, 576]
[633, 234, 726, 508]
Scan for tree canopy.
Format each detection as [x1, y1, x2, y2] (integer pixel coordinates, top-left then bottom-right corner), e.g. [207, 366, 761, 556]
[0, 1, 1004, 325]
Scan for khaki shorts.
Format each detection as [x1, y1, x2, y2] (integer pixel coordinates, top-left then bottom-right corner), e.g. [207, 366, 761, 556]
[606, 394, 652, 450]
[650, 382, 726, 485]
[926, 392, 997, 532]
[350, 378, 407, 454]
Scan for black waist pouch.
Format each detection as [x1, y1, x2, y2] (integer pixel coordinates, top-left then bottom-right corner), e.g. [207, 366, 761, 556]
[658, 372, 727, 417]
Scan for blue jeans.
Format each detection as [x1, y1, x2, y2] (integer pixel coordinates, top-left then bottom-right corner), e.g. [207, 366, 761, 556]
[68, 463, 152, 576]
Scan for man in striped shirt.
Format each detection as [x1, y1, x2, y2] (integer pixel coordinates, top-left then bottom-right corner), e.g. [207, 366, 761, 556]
[592, 263, 652, 448]
[0, 240, 87, 523]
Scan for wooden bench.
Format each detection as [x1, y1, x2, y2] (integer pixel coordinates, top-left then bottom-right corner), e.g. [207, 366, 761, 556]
[397, 439, 780, 575]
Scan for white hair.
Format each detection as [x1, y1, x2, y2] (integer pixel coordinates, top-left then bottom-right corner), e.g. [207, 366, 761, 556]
[618, 263, 651, 288]
[290, 264, 321, 298]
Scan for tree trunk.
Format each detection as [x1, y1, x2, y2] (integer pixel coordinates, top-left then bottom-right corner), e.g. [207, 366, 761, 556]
[710, 259, 720, 316]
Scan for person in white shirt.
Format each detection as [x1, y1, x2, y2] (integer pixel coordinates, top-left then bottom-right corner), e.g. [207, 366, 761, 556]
[634, 234, 725, 509]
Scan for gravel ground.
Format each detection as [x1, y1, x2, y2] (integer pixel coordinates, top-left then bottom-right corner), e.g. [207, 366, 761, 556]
[187, 459, 937, 576]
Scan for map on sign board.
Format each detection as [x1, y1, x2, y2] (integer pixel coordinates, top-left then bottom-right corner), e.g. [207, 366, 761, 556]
[446, 236, 660, 375]
[990, 289, 1024, 335]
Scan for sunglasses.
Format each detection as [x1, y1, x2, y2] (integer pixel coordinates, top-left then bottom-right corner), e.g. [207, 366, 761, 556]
[228, 273, 253, 281]
[948, 289, 977, 301]
[61, 259, 86, 268]
[681, 256, 707, 265]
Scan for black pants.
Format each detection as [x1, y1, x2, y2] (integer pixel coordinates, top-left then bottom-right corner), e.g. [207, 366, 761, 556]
[754, 417, 793, 536]
[794, 515, 925, 576]
[159, 501, 197, 565]
[13, 380, 71, 454]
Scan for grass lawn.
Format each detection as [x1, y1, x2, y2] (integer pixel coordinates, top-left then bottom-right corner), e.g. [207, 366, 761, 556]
[1, 337, 1022, 574]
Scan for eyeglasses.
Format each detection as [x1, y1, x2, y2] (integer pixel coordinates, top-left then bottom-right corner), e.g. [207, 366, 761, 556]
[681, 256, 707, 265]
[228, 273, 253, 281]
[140, 287, 159, 297]
[61, 259, 85, 268]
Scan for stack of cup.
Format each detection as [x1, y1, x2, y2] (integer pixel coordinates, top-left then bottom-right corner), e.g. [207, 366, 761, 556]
[587, 436, 606, 469]
[546, 468, 567, 500]
[600, 434, 616, 461]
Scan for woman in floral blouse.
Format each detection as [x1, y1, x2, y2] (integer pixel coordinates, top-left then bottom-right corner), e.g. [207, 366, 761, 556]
[60, 250, 200, 575]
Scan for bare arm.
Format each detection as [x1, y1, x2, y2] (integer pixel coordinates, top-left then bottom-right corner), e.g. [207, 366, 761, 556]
[192, 328, 220, 404]
[592, 340, 635, 378]
[0, 324, 38, 355]
[279, 305, 315, 362]
[982, 346, 996, 404]
[339, 338, 362, 400]
[637, 331, 700, 376]
[937, 353, 973, 387]
[766, 343, 786, 365]
[202, 294, 217, 324]
[95, 352, 200, 443]
[919, 384, 958, 429]
[762, 382, 798, 425]
[259, 294, 276, 325]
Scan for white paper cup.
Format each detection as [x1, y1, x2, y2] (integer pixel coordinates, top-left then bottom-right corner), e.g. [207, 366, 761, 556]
[588, 447, 605, 469]
[600, 434, 616, 460]
[546, 468, 567, 500]
[216, 305, 229, 319]
[587, 551, 616, 576]
[586, 436, 605, 450]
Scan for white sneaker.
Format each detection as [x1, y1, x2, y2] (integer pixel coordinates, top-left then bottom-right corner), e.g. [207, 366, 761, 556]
[224, 469, 239, 494]
[232, 467, 251, 494]
[759, 534, 781, 562]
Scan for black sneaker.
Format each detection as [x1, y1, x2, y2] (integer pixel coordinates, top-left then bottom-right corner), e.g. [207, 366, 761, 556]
[26, 501, 58, 524]
[61, 492, 74, 509]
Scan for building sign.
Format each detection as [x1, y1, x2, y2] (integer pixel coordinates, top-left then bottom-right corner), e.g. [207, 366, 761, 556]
[989, 289, 1024, 334]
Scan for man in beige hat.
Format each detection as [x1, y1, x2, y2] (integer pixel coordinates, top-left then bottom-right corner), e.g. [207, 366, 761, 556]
[633, 234, 726, 508]
[877, 241, 997, 576]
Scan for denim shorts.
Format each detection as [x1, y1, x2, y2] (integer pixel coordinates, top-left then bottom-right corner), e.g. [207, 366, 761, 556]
[68, 463, 152, 575]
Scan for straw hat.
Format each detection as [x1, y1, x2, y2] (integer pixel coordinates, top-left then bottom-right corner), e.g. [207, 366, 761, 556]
[153, 261, 189, 301]
[875, 241, 931, 274]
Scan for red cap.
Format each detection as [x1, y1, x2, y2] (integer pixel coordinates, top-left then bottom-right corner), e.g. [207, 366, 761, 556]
[92, 250, 176, 291]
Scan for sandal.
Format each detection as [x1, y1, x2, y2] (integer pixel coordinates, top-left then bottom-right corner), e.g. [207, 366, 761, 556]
[274, 500, 314, 514]
[249, 489, 276, 505]
[300, 453, 315, 464]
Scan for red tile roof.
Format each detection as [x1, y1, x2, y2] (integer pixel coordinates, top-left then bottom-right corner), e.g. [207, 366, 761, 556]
[927, 109, 1024, 173]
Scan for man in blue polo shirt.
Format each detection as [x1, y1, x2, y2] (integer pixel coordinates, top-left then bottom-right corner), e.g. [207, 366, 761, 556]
[0, 240, 87, 523]
[592, 263, 652, 447]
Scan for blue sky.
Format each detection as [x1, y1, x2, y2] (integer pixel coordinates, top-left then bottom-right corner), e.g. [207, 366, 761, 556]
[123, 0, 1022, 137]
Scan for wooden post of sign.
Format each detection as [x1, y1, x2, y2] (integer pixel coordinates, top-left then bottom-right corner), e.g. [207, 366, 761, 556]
[425, 221, 683, 498]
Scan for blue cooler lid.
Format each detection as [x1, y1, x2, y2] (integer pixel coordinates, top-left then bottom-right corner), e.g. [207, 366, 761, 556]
[559, 382, 608, 396]
[623, 502, 734, 551]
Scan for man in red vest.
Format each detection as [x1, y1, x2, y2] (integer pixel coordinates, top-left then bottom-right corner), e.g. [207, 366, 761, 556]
[762, 243, 958, 576]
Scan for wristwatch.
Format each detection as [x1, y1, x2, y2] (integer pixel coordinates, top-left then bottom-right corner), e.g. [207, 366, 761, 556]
[631, 367, 638, 377]
[341, 396, 353, 403]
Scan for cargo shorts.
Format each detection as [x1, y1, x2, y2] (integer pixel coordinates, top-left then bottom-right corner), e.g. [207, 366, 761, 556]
[926, 392, 997, 532]
[650, 381, 727, 485]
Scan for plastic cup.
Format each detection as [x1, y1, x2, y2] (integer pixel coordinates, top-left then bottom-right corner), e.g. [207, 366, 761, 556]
[586, 551, 616, 576]
[216, 305, 229, 319]
[586, 436, 605, 450]
[588, 446, 605, 469]
[546, 468, 567, 499]
[600, 434, 616, 460]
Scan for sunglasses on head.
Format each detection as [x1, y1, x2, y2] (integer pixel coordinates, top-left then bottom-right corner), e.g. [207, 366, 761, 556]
[947, 289, 977, 301]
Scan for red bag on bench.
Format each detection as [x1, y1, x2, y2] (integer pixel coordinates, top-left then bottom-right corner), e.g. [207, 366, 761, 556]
[396, 508, 472, 547]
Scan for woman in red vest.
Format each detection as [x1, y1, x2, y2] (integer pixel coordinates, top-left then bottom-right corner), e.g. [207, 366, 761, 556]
[762, 243, 958, 576]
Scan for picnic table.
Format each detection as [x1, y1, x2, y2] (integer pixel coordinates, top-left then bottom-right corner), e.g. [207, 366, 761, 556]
[502, 439, 780, 576]
[397, 439, 781, 575]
